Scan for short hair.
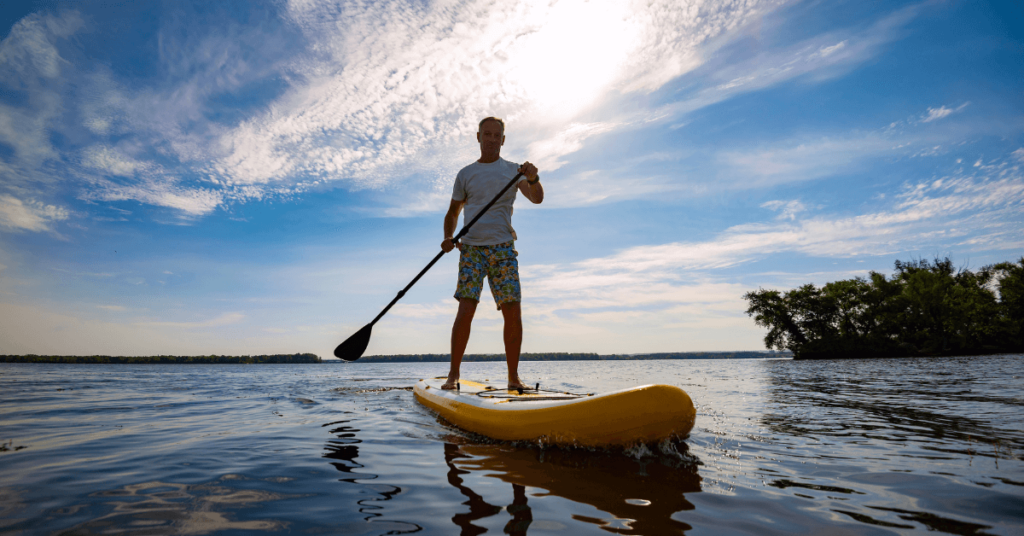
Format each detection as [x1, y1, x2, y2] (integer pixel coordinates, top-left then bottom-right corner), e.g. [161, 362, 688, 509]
[478, 116, 505, 133]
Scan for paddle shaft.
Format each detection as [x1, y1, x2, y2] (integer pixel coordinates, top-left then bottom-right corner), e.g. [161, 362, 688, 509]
[368, 171, 525, 326]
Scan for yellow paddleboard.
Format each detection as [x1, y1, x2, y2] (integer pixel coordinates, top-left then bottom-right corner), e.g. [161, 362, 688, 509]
[414, 378, 695, 447]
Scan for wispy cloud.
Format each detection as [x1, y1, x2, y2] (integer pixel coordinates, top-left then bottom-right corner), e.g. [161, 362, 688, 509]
[688, 99, 994, 192]
[526, 122, 617, 172]
[0, 11, 84, 184]
[211, 0, 777, 191]
[920, 102, 969, 123]
[541, 168, 685, 208]
[0, 0, 986, 226]
[0, 195, 69, 232]
[715, 134, 895, 188]
[652, 3, 920, 123]
[134, 312, 245, 329]
[81, 146, 154, 177]
[84, 180, 224, 217]
[0, 6, 301, 217]
[4, 0, 780, 221]
[761, 200, 806, 220]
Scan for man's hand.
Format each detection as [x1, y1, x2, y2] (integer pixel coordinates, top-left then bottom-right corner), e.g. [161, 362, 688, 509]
[443, 199, 464, 251]
[518, 161, 538, 181]
[517, 161, 543, 204]
[441, 237, 460, 252]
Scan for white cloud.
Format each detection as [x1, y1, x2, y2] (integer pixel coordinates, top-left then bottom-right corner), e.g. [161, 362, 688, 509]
[209, 0, 781, 190]
[134, 312, 245, 329]
[380, 189, 453, 218]
[0, 1, 949, 221]
[702, 99, 995, 190]
[715, 134, 894, 187]
[618, 0, 785, 94]
[654, 5, 918, 122]
[526, 122, 616, 172]
[0, 7, 307, 218]
[542, 168, 682, 208]
[920, 102, 969, 123]
[922, 106, 953, 123]
[1011, 148, 1024, 163]
[101, 184, 224, 216]
[0, 195, 69, 232]
[815, 40, 847, 58]
[0, 12, 83, 173]
[761, 200, 806, 220]
[81, 145, 153, 177]
[0, 11, 81, 81]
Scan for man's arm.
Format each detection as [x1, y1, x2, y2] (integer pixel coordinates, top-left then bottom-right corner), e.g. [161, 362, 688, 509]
[441, 198, 465, 252]
[518, 180, 544, 204]
[517, 161, 543, 204]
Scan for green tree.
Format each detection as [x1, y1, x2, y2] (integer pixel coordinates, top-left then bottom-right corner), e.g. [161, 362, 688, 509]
[744, 257, 1023, 359]
[993, 258, 1024, 350]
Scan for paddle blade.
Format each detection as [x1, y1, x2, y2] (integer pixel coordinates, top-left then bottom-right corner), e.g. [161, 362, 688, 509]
[334, 324, 373, 361]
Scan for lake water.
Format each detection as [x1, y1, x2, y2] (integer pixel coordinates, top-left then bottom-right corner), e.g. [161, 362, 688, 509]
[1, 356, 1022, 535]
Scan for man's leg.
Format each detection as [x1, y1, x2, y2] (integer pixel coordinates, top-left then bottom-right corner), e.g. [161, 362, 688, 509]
[500, 301, 525, 389]
[444, 298, 477, 389]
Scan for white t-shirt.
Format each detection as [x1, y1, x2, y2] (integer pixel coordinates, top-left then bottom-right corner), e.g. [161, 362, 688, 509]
[451, 158, 527, 246]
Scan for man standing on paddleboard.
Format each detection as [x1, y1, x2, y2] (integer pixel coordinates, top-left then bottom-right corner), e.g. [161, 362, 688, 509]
[440, 117, 543, 390]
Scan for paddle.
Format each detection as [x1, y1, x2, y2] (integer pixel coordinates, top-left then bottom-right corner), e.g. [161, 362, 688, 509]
[334, 171, 525, 361]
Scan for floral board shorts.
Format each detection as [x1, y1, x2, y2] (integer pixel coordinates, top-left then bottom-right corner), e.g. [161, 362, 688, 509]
[454, 241, 521, 309]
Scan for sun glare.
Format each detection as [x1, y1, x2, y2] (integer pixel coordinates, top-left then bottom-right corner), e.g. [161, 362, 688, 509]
[508, 0, 639, 117]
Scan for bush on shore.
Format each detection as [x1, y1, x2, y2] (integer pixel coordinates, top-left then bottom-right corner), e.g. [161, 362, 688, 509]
[744, 257, 1024, 359]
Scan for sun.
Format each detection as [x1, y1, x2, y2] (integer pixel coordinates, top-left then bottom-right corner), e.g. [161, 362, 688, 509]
[507, 0, 640, 117]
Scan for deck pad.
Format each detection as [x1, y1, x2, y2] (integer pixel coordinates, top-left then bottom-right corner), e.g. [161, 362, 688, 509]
[443, 378, 587, 402]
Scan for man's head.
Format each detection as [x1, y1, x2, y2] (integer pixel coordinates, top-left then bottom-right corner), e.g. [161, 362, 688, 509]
[479, 116, 505, 133]
[477, 116, 505, 163]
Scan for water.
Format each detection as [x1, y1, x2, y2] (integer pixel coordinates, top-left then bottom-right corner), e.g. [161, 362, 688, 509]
[1, 356, 1022, 535]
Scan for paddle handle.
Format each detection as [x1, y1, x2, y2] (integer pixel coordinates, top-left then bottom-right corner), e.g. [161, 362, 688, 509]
[369, 171, 525, 326]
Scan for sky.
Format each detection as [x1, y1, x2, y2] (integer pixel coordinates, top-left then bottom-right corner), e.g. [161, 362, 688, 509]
[0, 0, 1021, 359]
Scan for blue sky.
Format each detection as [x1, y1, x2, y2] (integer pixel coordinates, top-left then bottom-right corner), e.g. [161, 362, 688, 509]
[0, 0, 1021, 358]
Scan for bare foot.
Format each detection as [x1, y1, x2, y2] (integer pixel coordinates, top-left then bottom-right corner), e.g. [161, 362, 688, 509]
[508, 377, 527, 390]
[441, 377, 459, 390]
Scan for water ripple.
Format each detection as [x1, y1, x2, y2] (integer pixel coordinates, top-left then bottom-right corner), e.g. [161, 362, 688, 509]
[1, 357, 1022, 534]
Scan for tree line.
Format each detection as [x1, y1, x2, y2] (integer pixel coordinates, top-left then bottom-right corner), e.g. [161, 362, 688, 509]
[350, 351, 790, 363]
[744, 257, 1024, 359]
[0, 354, 321, 364]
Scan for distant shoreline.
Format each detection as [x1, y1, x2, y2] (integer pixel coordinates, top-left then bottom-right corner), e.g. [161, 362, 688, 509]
[0, 354, 321, 364]
[346, 351, 792, 363]
[0, 351, 791, 364]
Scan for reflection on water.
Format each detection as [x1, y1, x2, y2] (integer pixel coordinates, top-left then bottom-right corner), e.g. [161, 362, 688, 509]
[322, 416, 423, 534]
[444, 443, 532, 536]
[440, 440, 701, 535]
[57, 478, 289, 535]
[323, 417, 362, 480]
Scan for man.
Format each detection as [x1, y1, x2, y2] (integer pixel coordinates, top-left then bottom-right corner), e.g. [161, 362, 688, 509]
[440, 117, 543, 390]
